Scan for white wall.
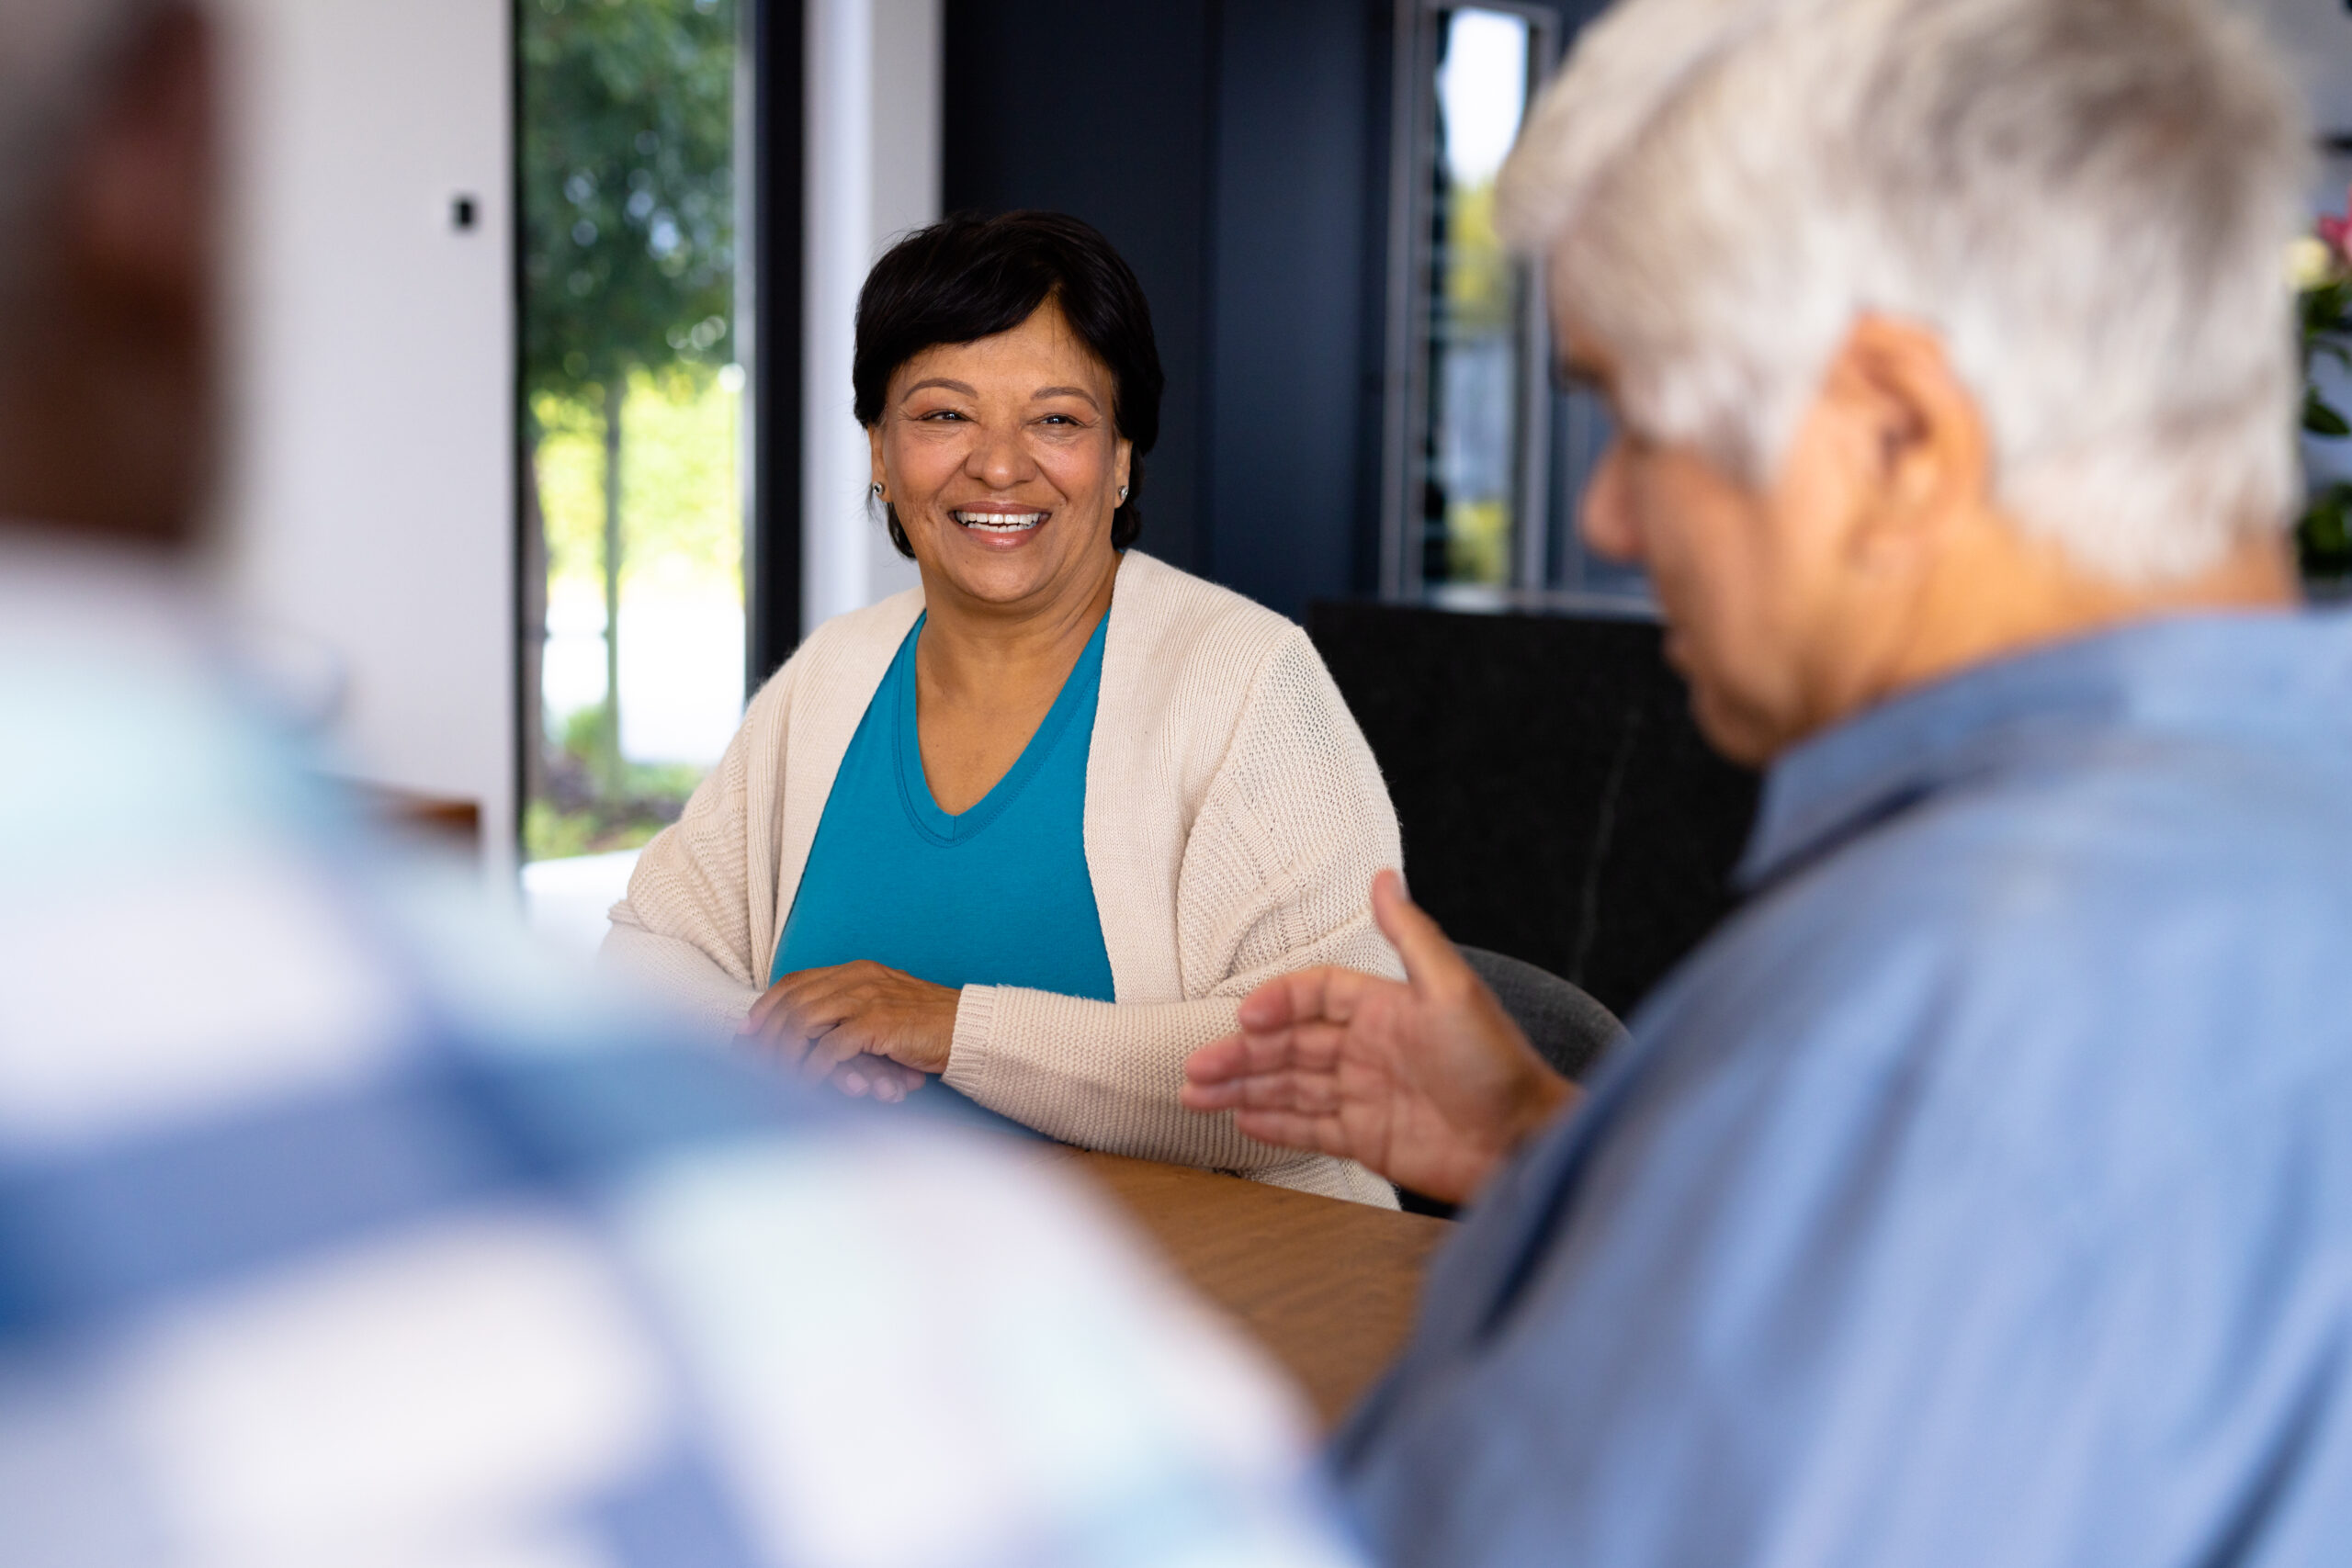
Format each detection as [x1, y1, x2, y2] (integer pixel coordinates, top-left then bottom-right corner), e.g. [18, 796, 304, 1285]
[2244, 2, 2351, 123]
[2239, 0, 2352, 205]
[803, 0, 941, 631]
[2239, 0, 2352, 495]
[213, 0, 517, 884]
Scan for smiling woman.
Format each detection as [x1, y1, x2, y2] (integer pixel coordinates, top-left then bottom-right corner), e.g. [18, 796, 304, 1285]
[600, 212, 1404, 1205]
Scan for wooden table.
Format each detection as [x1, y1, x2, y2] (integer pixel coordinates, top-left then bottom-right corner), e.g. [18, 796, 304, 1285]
[1052, 1149, 1454, 1427]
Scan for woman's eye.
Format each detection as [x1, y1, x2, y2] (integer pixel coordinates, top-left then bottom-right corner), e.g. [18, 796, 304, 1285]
[917, 410, 965, 422]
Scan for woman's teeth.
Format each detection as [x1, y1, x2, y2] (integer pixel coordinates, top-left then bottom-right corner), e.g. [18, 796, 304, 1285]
[953, 510, 1046, 533]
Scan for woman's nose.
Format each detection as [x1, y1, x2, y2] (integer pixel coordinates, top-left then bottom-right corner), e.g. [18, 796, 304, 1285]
[965, 423, 1038, 489]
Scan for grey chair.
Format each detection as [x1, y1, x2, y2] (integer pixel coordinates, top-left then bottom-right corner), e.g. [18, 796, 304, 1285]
[1458, 945, 1627, 1083]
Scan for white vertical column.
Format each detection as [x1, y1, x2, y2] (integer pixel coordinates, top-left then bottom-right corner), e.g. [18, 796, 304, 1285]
[214, 0, 517, 886]
[803, 0, 940, 634]
[865, 0, 943, 604]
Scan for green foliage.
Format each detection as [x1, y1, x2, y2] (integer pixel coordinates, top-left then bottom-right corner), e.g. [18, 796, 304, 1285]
[2301, 480, 2352, 583]
[519, 0, 740, 862]
[2306, 384, 2351, 440]
[525, 797, 681, 860]
[518, 0, 737, 413]
[525, 703, 710, 860]
[605, 365, 744, 583]
[531, 368, 742, 593]
[561, 699, 616, 760]
[2301, 274, 2352, 582]
[1442, 183, 1516, 335]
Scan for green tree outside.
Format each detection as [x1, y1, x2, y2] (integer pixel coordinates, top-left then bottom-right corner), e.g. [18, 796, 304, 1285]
[517, 0, 739, 859]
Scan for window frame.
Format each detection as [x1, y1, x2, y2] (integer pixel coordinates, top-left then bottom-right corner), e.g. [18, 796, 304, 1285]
[1377, 0, 1562, 603]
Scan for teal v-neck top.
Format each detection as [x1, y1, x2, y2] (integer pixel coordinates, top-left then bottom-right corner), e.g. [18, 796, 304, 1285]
[770, 613, 1117, 1023]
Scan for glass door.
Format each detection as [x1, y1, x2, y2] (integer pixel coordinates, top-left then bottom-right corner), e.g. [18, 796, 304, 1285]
[515, 0, 747, 876]
[1380, 1, 1649, 610]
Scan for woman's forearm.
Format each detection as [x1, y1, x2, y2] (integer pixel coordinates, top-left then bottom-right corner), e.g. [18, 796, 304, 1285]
[600, 908, 762, 1043]
[943, 986, 1396, 1206]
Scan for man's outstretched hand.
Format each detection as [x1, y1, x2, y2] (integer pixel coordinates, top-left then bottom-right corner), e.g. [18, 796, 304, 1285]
[1182, 871, 1577, 1205]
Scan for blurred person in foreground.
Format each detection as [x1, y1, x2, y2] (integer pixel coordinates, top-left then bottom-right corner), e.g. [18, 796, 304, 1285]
[0, 5, 1360, 1565]
[1186, 0, 2352, 1561]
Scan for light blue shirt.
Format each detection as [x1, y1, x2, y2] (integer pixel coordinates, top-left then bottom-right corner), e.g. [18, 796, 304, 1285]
[1339, 610, 2352, 1566]
[773, 613, 1115, 1113]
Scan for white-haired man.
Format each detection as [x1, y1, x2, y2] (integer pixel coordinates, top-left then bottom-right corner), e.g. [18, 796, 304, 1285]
[0, 6, 1363, 1565]
[1187, 0, 2352, 1561]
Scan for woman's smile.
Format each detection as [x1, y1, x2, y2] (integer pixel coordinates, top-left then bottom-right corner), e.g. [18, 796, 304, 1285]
[951, 503, 1051, 542]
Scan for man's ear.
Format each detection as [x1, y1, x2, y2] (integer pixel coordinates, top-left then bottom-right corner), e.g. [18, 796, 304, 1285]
[1817, 314, 1993, 571]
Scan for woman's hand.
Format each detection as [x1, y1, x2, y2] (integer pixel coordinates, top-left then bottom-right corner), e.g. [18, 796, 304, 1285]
[741, 960, 961, 1100]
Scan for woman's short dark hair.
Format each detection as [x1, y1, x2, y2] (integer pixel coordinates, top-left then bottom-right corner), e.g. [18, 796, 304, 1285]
[854, 210, 1165, 556]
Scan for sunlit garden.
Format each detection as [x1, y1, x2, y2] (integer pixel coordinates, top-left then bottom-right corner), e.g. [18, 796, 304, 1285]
[517, 0, 741, 863]
[526, 366, 743, 859]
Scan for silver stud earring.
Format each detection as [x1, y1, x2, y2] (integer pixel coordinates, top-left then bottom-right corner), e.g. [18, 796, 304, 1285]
[1117, 485, 1129, 502]
[870, 482, 884, 500]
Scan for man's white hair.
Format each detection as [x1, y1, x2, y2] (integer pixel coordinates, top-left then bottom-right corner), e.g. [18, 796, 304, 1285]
[1498, 0, 2312, 582]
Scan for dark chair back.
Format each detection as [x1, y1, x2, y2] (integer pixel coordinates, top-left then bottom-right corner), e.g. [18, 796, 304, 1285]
[1310, 601, 1759, 1019]
[1459, 944, 1626, 1083]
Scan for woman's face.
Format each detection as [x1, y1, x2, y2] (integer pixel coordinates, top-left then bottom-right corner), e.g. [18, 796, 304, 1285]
[870, 299, 1132, 615]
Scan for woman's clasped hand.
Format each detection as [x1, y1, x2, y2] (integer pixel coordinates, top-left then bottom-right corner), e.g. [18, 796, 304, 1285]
[739, 961, 957, 1103]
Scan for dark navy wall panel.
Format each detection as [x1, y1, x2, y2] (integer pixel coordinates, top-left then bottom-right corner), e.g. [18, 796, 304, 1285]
[938, 1, 1602, 617]
[940, 2, 1219, 579]
[1206, 0, 1385, 615]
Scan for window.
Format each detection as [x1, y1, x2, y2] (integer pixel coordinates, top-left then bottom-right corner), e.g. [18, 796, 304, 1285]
[1381, 2, 1648, 610]
[516, 0, 748, 870]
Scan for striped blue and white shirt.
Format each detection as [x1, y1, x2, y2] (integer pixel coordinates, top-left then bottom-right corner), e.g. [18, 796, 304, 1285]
[0, 536, 1361, 1568]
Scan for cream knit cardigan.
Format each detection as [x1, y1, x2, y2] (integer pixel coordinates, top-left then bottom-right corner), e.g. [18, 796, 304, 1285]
[602, 550, 1404, 1207]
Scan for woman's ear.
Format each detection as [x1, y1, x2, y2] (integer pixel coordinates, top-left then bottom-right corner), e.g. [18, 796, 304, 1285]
[867, 423, 887, 497]
[1114, 438, 1133, 501]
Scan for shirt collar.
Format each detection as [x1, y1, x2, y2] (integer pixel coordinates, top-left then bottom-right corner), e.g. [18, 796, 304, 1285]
[1736, 607, 2352, 890]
